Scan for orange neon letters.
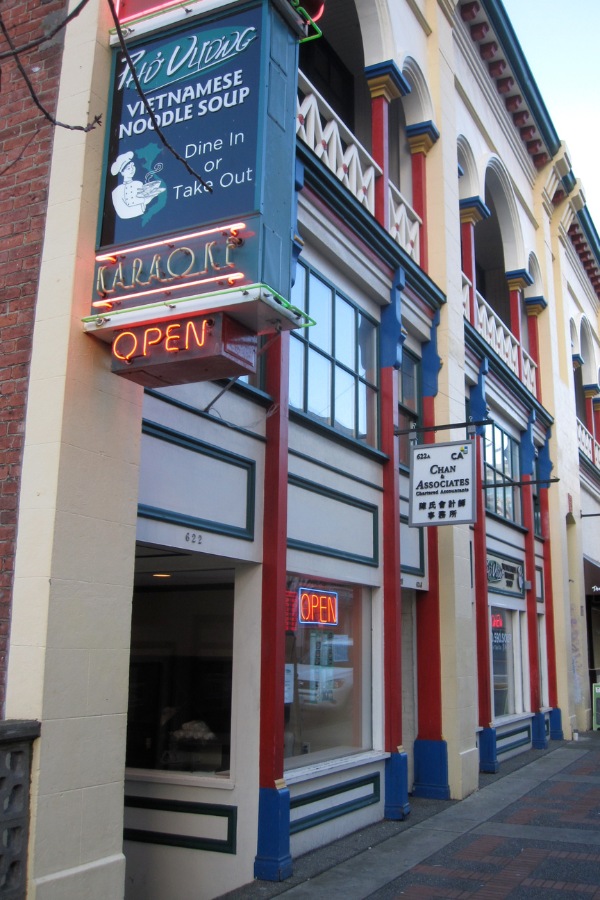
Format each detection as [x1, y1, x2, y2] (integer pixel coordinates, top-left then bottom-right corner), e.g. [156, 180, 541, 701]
[299, 590, 338, 626]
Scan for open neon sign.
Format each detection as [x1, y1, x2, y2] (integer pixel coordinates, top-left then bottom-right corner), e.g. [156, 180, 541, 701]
[298, 588, 338, 626]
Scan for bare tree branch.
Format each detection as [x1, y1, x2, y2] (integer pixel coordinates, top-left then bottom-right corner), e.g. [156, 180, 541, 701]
[0, 0, 92, 61]
[105, 0, 213, 191]
[0, 127, 40, 176]
[0, 14, 102, 132]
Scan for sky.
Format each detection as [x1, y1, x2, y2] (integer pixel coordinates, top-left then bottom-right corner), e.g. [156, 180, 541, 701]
[501, 0, 600, 230]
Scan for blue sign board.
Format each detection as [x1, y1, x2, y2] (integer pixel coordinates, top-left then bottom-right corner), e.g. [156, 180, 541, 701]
[99, 4, 263, 248]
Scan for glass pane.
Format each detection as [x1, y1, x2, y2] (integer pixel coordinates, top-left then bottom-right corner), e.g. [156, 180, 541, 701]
[308, 273, 333, 354]
[485, 427, 495, 467]
[126, 584, 234, 774]
[358, 382, 378, 445]
[358, 313, 377, 379]
[291, 262, 307, 313]
[333, 365, 355, 436]
[400, 353, 418, 411]
[335, 295, 355, 369]
[289, 335, 305, 411]
[397, 410, 413, 467]
[504, 486, 514, 521]
[491, 606, 515, 717]
[284, 579, 372, 768]
[307, 349, 331, 425]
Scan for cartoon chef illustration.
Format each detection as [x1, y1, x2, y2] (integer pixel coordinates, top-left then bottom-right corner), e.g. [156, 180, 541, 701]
[111, 150, 165, 220]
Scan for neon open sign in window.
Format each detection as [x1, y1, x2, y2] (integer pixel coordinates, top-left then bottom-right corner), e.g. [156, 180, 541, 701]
[298, 588, 338, 626]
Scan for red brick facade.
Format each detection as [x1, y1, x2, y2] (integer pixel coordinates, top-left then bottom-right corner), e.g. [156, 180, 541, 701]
[0, 0, 66, 713]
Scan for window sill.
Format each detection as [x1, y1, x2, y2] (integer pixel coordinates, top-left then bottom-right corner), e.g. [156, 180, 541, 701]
[125, 767, 235, 790]
[491, 712, 533, 728]
[284, 750, 389, 785]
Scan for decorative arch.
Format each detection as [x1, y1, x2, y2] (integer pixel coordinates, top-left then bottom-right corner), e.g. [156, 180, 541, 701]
[524, 252, 543, 298]
[484, 156, 525, 274]
[357, 0, 392, 64]
[570, 318, 580, 356]
[580, 316, 598, 385]
[457, 135, 479, 201]
[400, 55, 434, 126]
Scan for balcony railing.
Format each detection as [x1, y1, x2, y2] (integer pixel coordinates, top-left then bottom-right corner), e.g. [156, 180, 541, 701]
[577, 419, 600, 470]
[471, 290, 538, 397]
[297, 72, 421, 263]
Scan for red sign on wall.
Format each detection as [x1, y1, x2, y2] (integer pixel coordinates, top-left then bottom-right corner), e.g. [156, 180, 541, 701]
[298, 588, 338, 626]
[111, 311, 257, 387]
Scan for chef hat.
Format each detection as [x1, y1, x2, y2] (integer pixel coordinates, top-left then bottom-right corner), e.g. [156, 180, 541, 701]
[111, 151, 134, 176]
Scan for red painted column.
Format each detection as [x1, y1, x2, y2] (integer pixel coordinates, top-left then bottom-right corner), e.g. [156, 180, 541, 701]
[594, 400, 600, 444]
[525, 302, 544, 403]
[461, 217, 477, 325]
[584, 388, 597, 440]
[410, 150, 428, 273]
[540, 488, 558, 708]
[259, 333, 290, 788]
[381, 366, 403, 751]
[473, 433, 492, 727]
[366, 72, 403, 232]
[522, 475, 541, 711]
[415, 395, 442, 739]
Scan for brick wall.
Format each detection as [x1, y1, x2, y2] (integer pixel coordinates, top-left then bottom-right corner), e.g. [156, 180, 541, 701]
[0, 0, 67, 714]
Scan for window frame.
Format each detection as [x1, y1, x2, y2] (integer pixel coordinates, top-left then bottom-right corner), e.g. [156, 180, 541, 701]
[484, 422, 521, 524]
[289, 262, 380, 449]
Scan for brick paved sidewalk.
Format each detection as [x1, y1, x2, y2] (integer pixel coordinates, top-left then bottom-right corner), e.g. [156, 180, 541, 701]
[220, 731, 600, 900]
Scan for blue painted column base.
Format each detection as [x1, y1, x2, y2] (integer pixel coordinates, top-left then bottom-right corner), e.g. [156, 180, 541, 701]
[532, 711, 549, 749]
[412, 739, 450, 799]
[549, 707, 564, 741]
[479, 727, 499, 773]
[254, 786, 293, 882]
[384, 751, 411, 819]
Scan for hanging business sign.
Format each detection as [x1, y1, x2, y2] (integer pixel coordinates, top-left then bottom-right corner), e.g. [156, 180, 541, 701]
[408, 440, 476, 526]
[99, 5, 262, 250]
[110, 311, 257, 386]
[487, 550, 525, 598]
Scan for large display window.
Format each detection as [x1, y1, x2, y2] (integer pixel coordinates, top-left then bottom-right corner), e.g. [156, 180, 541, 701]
[283, 577, 372, 768]
[126, 582, 234, 775]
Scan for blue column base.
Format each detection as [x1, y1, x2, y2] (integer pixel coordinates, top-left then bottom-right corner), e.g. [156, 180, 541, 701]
[532, 711, 549, 749]
[549, 707, 564, 740]
[254, 786, 293, 882]
[384, 751, 411, 819]
[479, 727, 499, 773]
[412, 739, 450, 799]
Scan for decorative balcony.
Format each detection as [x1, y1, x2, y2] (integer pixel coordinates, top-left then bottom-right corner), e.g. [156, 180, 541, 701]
[297, 72, 421, 264]
[469, 290, 538, 397]
[577, 419, 600, 471]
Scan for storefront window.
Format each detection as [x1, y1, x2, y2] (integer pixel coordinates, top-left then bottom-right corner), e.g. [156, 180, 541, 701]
[283, 577, 372, 767]
[289, 263, 379, 447]
[126, 582, 233, 775]
[491, 605, 528, 718]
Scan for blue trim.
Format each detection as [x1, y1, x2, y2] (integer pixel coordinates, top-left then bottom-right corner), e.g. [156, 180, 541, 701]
[524, 295, 547, 313]
[406, 120, 440, 145]
[532, 711, 548, 749]
[421, 309, 441, 399]
[364, 60, 411, 96]
[478, 727, 499, 773]
[505, 268, 534, 287]
[583, 382, 600, 394]
[384, 752, 411, 819]
[549, 707, 564, 741]
[290, 773, 380, 833]
[562, 170, 577, 195]
[124, 796, 236, 854]
[470, 358, 489, 435]
[460, 196, 491, 220]
[381, 268, 405, 369]
[538, 428, 554, 486]
[254, 786, 293, 882]
[412, 739, 450, 799]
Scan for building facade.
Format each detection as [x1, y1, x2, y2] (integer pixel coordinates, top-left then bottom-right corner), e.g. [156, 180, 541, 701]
[2, 0, 600, 897]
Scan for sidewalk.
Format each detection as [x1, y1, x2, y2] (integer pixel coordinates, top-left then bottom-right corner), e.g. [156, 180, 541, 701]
[221, 730, 600, 899]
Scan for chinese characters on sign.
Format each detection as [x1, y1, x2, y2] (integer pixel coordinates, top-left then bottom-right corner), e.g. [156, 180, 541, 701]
[408, 440, 476, 527]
